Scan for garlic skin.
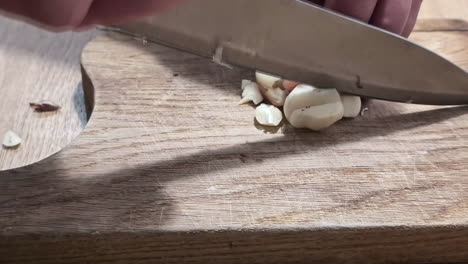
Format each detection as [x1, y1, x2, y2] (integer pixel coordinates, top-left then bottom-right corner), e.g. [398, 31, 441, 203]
[284, 84, 344, 131]
[255, 72, 288, 107]
[2, 130, 22, 148]
[341, 95, 362, 118]
[255, 104, 283, 127]
[239, 80, 263, 105]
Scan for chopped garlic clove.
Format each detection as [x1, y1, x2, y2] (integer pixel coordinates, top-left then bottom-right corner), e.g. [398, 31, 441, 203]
[256, 72, 288, 107]
[241, 79, 253, 90]
[284, 84, 343, 131]
[264, 87, 289, 107]
[284, 84, 341, 119]
[341, 95, 362, 118]
[2, 130, 22, 148]
[288, 102, 344, 131]
[239, 82, 263, 105]
[255, 104, 283, 127]
[256, 72, 281, 90]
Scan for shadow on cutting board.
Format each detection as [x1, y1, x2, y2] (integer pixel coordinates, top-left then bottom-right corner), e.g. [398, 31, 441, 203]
[0, 102, 467, 231]
[1, 101, 468, 262]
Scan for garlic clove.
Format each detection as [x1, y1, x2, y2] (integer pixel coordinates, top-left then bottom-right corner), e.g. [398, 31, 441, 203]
[264, 88, 289, 107]
[288, 102, 344, 131]
[2, 130, 22, 148]
[341, 95, 362, 118]
[284, 84, 341, 120]
[239, 82, 263, 105]
[256, 71, 289, 107]
[256, 72, 281, 90]
[241, 79, 252, 90]
[255, 104, 283, 127]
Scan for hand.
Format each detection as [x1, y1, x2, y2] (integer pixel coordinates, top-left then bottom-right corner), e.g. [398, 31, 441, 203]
[0, 0, 181, 31]
[308, 0, 423, 37]
[0, 0, 423, 36]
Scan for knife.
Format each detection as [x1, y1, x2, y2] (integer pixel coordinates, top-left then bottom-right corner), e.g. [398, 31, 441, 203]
[114, 0, 468, 105]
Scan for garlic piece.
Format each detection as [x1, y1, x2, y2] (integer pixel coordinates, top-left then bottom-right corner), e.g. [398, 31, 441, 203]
[284, 84, 343, 131]
[284, 84, 341, 118]
[239, 81, 263, 105]
[255, 72, 289, 107]
[255, 104, 283, 127]
[2, 130, 22, 148]
[241, 79, 252, 90]
[341, 95, 362, 118]
[256, 72, 281, 90]
[288, 103, 344, 131]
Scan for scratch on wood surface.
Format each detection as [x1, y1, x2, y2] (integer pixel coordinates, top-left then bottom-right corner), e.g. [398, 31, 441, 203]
[257, 184, 441, 225]
[159, 206, 165, 227]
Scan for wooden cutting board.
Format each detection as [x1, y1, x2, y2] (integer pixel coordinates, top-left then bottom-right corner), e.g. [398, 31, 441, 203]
[1, 19, 468, 263]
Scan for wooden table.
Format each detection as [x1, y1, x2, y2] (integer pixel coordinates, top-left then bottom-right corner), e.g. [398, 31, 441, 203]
[1, 1, 468, 263]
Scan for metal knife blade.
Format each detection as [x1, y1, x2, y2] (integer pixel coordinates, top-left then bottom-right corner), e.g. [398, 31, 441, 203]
[117, 0, 468, 105]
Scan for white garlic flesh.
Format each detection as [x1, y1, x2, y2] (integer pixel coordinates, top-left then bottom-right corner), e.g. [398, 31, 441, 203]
[341, 95, 362, 118]
[284, 84, 344, 131]
[255, 72, 289, 107]
[255, 104, 283, 127]
[288, 103, 344, 131]
[2, 130, 22, 148]
[241, 79, 252, 90]
[239, 80, 263, 105]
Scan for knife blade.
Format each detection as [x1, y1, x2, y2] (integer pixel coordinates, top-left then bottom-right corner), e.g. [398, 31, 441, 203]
[116, 0, 468, 105]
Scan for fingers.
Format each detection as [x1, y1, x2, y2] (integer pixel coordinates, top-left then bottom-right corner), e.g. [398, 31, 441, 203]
[369, 0, 412, 35]
[0, 0, 93, 29]
[320, 0, 422, 37]
[323, 0, 378, 23]
[0, 0, 181, 30]
[401, 0, 423, 37]
[80, 0, 181, 27]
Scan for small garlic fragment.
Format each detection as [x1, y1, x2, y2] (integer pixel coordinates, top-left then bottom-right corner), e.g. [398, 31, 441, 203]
[256, 72, 282, 90]
[288, 103, 344, 131]
[360, 107, 369, 116]
[239, 81, 263, 105]
[241, 80, 252, 90]
[255, 72, 289, 107]
[340, 95, 362, 118]
[284, 84, 343, 131]
[255, 104, 283, 127]
[2, 130, 22, 148]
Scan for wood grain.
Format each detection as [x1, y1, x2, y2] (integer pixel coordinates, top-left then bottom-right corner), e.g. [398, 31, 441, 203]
[1, 17, 468, 263]
[0, 0, 466, 171]
[2, 227, 468, 264]
[419, 0, 468, 21]
[0, 18, 96, 171]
